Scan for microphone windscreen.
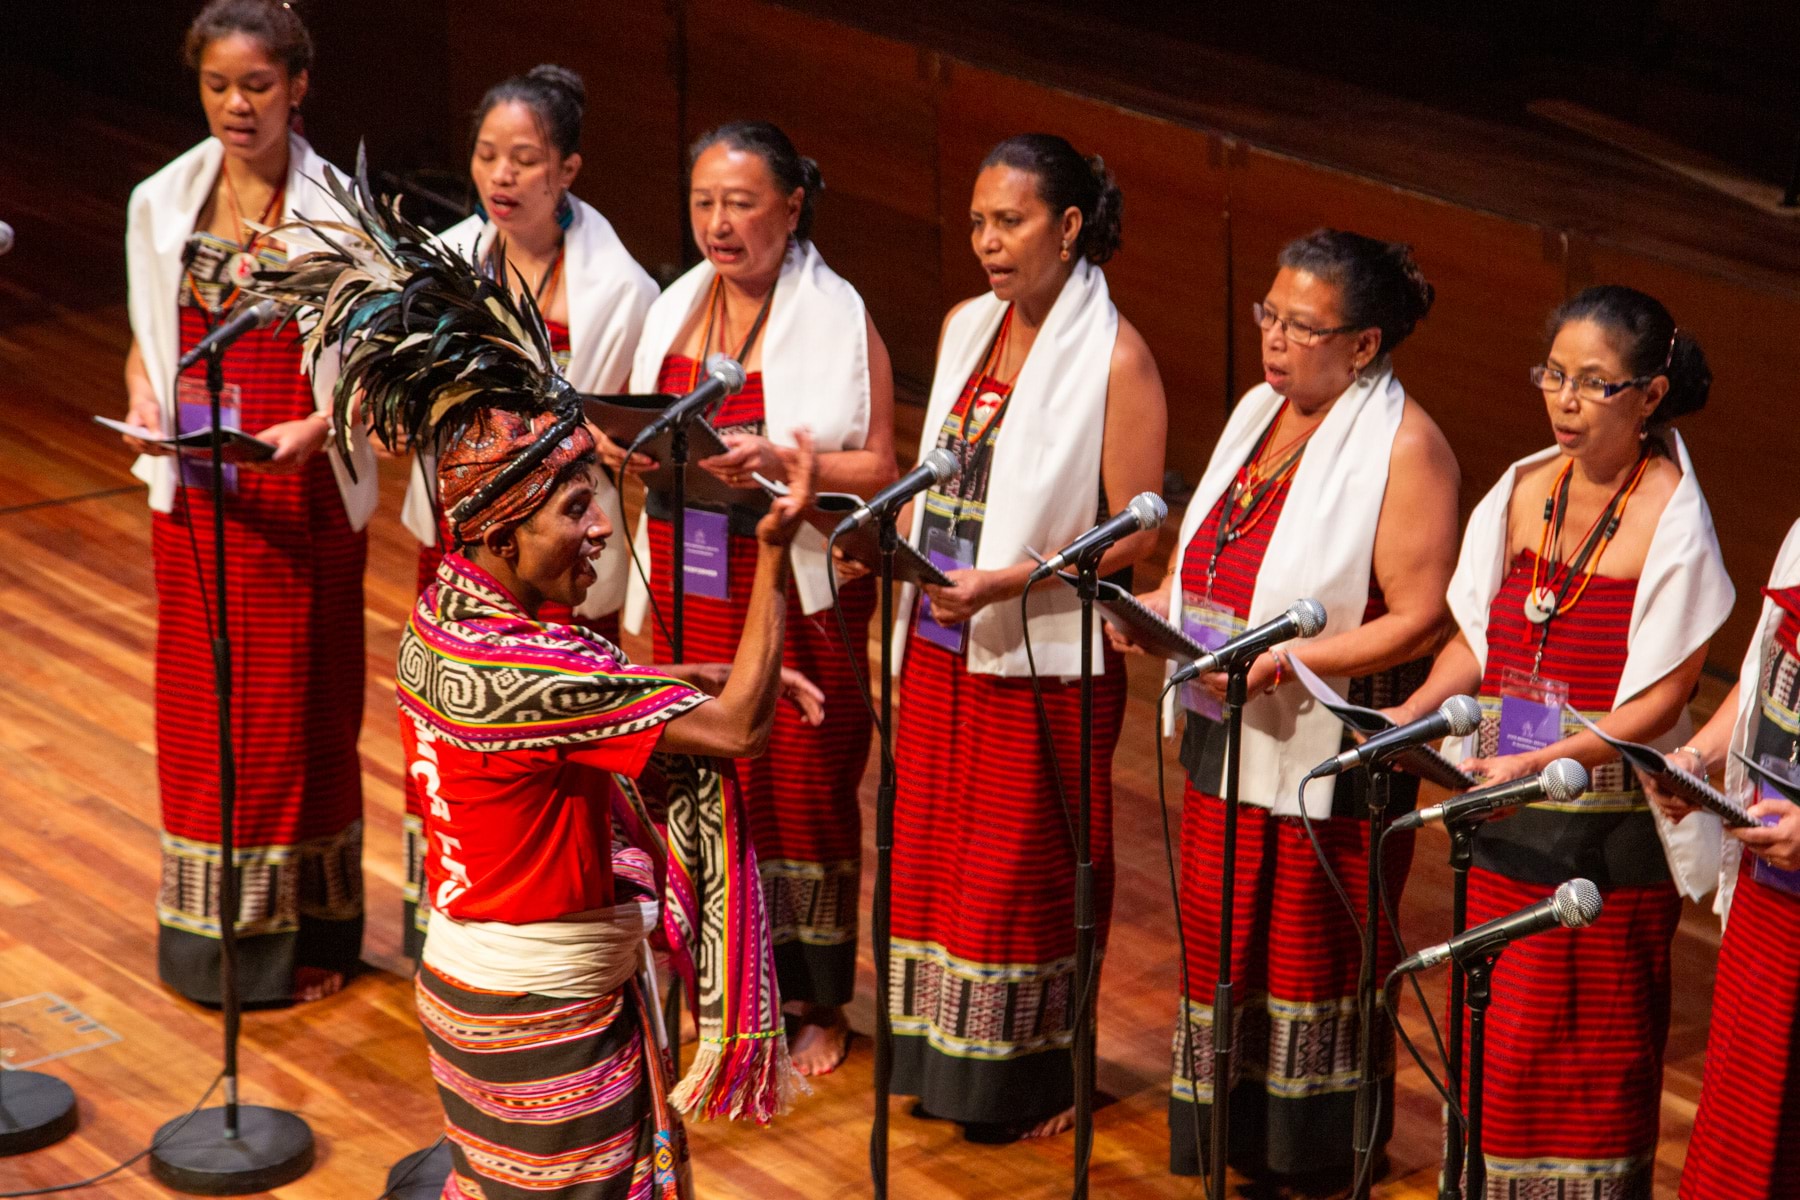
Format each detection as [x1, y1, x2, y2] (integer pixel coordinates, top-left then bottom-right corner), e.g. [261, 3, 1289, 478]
[705, 353, 746, 392]
[1541, 757, 1589, 804]
[1289, 597, 1328, 638]
[1552, 877, 1603, 929]
[921, 446, 959, 484]
[1439, 694, 1482, 737]
[1126, 491, 1168, 530]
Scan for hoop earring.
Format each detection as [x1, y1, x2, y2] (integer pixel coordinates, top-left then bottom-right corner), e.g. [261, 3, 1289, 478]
[555, 191, 574, 231]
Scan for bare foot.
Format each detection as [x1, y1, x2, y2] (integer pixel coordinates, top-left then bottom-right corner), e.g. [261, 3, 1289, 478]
[790, 1006, 850, 1076]
[1021, 1107, 1074, 1139]
[293, 967, 344, 1003]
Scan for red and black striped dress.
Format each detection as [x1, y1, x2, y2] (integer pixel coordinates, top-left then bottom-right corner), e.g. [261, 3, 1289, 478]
[1169, 463, 1422, 1183]
[1462, 550, 1680, 1199]
[155, 233, 367, 1003]
[643, 354, 876, 1009]
[1680, 587, 1800, 1200]
[888, 370, 1130, 1129]
[400, 322, 607, 957]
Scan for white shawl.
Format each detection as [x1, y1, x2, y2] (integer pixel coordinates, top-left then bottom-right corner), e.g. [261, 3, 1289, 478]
[1716, 517, 1800, 921]
[402, 199, 658, 619]
[1445, 432, 1736, 899]
[893, 258, 1119, 679]
[1162, 369, 1408, 817]
[125, 134, 378, 529]
[622, 238, 871, 627]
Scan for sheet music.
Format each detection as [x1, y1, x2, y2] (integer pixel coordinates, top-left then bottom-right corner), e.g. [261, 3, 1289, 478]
[93, 415, 276, 461]
[1564, 707, 1756, 828]
[1287, 654, 1478, 790]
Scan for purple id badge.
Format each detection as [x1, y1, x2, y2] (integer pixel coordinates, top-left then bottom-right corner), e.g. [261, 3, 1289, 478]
[1180, 593, 1243, 722]
[1752, 754, 1800, 898]
[1496, 667, 1567, 757]
[916, 527, 974, 654]
[682, 507, 730, 601]
[176, 378, 243, 493]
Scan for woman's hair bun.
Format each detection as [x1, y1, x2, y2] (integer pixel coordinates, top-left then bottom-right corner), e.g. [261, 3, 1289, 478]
[526, 63, 585, 110]
[1276, 229, 1435, 356]
[1549, 285, 1710, 428]
[979, 135, 1124, 265]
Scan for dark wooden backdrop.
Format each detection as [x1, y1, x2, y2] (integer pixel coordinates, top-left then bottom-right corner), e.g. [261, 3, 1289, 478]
[23, 0, 1800, 667]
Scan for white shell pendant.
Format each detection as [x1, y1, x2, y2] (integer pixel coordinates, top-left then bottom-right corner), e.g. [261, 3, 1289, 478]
[1523, 586, 1559, 625]
[226, 251, 260, 289]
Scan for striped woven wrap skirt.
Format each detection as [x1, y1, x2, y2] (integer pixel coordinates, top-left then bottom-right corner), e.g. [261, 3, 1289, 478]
[1680, 862, 1800, 1200]
[647, 515, 876, 1009]
[1168, 786, 1414, 1182]
[1456, 867, 1681, 1200]
[887, 631, 1128, 1127]
[402, 530, 619, 960]
[416, 964, 686, 1200]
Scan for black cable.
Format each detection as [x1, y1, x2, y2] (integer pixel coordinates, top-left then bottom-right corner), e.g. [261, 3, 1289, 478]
[1376, 824, 1466, 1130]
[1018, 580, 1077, 845]
[0, 1073, 222, 1197]
[375, 1134, 449, 1200]
[612, 468, 673, 655]
[1153, 680, 1214, 1200]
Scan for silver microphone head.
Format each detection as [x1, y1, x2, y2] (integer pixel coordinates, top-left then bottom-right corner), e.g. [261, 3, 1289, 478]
[1125, 491, 1169, 531]
[920, 446, 960, 485]
[705, 353, 747, 392]
[1287, 597, 1328, 638]
[1439, 694, 1483, 737]
[1552, 877, 1603, 929]
[1540, 758, 1590, 804]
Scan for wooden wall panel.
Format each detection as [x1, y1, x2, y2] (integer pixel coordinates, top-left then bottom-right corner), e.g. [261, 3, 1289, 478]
[444, 0, 685, 282]
[1227, 152, 1570, 518]
[1571, 243, 1800, 665]
[934, 64, 1232, 483]
[684, 0, 942, 386]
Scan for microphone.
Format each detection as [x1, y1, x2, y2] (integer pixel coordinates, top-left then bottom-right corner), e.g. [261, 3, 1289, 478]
[0, 220, 14, 256]
[1167, 598, 1327, 685]
[1308, 694, 1482, 779]
[1392, 757, 1588, 832]
[1028, 492, 1169, 584]
[628, 354, 746, 451]
[831, 447, 959, 536]
[1393, 877, 1602, 975]
[177, 299, 281, 370]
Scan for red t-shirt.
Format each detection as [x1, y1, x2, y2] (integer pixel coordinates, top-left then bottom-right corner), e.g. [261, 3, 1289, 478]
[405, 715, 664, 924]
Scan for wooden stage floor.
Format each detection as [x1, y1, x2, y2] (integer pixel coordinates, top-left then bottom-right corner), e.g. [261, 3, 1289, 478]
[0, 75, 1722, 1200]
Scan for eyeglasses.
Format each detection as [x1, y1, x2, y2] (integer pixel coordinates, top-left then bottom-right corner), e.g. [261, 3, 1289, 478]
[1251, 301, 1358, 347]
[1528, 364, 1653, 403]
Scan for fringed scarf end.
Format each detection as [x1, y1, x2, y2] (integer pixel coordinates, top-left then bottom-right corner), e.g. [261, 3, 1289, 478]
[669, 1033, 807, 1125]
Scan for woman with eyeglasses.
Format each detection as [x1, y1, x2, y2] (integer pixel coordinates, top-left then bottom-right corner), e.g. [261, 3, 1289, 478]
[1390, 285, 1732, 1196]
[1113, 228, 1460, 1188]
[397, 64, 659, 959]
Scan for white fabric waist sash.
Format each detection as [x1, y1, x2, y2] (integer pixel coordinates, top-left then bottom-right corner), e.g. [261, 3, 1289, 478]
[422, 901, 658, 999]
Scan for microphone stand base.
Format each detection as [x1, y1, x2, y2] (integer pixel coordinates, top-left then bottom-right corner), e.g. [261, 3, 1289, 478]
[386, 1141, 455, 1199]
[149, 1105, 314, 1196]
[0, 1072, 77, 1156]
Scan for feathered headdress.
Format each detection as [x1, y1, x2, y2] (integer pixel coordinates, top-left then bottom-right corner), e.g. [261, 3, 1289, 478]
[247, 146, 586, 540]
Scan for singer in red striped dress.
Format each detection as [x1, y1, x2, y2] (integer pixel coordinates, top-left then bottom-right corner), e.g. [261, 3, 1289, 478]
[1130, 230, 1458, 1188]
[1648, 528, 1800, 1200]
[1396, 286, 1727, 1199]
[617, 122, 898, 1075]
[889, 135, 1167, 1141]
[119, 3, 369, 1005]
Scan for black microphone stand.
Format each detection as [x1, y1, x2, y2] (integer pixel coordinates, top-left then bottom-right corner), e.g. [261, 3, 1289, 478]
[661, 423, 694, 1076]
[1070, 552, 1107, 1198]
[1459, 953, 1499, 1200]
[1439, 822, 1477, 1200]
[1202, 659, 1252, 1200]
[150, 343, 314, 1195]
[869, 512, 901, 1199]
[1351, 764, 1396, 1200]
